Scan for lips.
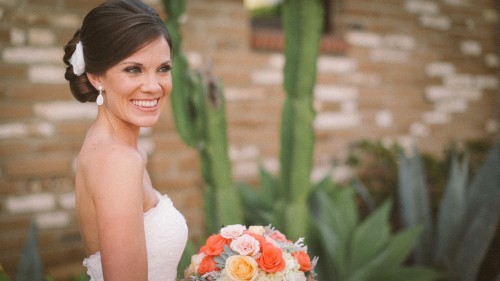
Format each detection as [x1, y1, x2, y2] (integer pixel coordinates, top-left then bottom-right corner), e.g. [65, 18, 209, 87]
[131, 99, 158, 108]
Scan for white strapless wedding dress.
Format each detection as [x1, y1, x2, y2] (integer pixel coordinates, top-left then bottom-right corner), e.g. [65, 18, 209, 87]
[83, 191, 188, 281]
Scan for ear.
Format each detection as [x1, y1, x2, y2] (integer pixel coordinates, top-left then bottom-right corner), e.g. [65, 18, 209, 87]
[86, 72, 101, 90]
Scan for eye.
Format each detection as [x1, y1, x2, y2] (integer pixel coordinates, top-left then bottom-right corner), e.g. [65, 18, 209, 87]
[125, 66, 141, 74]
[158, 64, 172, 73]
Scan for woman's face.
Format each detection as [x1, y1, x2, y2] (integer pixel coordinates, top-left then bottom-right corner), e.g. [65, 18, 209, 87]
[96, 36, 172, 129]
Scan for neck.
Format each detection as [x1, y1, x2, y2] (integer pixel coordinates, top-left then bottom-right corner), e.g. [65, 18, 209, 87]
[93, 108, 140, 148]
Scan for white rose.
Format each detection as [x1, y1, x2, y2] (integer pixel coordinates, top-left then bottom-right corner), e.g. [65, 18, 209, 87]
[284, 270, 307, 281]
[221, 224, 247, 239]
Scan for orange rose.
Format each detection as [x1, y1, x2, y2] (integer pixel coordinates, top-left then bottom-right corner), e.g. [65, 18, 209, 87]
[256, 242, 286, 273]
[201, 234, 230, 256]
[198, 255, 219, 275]
[292, 251, 312, 272]
[225, 255, 259, 281]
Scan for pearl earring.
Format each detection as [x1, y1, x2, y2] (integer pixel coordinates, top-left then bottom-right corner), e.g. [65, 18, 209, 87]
[96, 85, 104, 106]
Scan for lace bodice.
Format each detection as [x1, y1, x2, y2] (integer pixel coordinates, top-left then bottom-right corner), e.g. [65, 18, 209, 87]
[83, 191, 188, 281]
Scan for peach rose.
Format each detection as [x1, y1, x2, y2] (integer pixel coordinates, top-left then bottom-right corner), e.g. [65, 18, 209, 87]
[221, 224, 247, 239]
[245, 232, 266, 252]
[264, 236, 281, 248]
[198, 255, 219, 275]
[247, 226, 265, 236]
[225, 255, 259, 281]
[268, 229, 288, 243]
[292, 251, 312, 272]
[201, 234, 230, 256]
[230, 234, 261, 256]
[186, 253, 205, 276]
[256, 242, 286, 273]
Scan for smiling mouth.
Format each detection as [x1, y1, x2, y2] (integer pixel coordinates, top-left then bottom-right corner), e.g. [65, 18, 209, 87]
[132, 99, 159, 108]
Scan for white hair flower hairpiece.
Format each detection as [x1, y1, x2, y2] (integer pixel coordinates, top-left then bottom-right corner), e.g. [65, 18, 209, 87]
[69, 41, 85, 76]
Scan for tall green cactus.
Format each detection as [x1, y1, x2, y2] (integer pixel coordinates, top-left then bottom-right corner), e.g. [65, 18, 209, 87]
[279, 0, 324, 240]
[162, 0, 243, 234]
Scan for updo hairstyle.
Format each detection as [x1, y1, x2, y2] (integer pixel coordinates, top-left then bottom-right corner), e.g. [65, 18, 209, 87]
[63, 0, 172, 103]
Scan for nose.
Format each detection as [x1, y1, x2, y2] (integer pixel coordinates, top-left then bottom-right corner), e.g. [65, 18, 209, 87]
[140, 73, 162, 94]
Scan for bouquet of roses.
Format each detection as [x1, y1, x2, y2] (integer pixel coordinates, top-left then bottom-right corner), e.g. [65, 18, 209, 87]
[185, 224, 318, 281]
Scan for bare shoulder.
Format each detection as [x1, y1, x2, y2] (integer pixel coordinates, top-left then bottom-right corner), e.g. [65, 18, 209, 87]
[79, 142, 144, 197]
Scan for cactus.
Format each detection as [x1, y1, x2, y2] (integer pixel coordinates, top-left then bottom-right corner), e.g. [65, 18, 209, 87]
[162, 0, 243, 234]
[278, 0, 324, 240]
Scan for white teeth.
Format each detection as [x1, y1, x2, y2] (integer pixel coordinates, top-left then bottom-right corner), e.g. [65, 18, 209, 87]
[132, 99, 158, 107]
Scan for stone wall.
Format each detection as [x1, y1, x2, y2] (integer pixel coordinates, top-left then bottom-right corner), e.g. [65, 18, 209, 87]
[0, 0, 498, 279]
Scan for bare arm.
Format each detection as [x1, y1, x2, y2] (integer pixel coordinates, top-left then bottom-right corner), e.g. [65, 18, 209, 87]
[86, 145, 147, 281]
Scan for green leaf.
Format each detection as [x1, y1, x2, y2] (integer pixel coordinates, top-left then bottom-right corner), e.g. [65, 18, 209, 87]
[237, 183, 274, 225]
[16, 222, 43, 281]
[238, 183, 266, 208]
[352, 177, 376, 211]
[380, 266, 446, 281]
[454, 143, 500, 281]
[398, 147, 434, 264]
[313, 217, 344, 278]
[349, 200, 392, 273]
[346, 226, 423, 281]
[434, 152, 469, 263]
[310, 186, 358, 279]
[258, 165, 278, 208]
[318, 187, 358, 246]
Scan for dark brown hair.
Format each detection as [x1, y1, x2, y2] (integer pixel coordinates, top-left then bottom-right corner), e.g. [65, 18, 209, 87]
[63, 0, 172, 103]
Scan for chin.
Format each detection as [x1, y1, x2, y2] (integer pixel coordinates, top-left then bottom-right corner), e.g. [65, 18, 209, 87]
[134, 116, 161, 128]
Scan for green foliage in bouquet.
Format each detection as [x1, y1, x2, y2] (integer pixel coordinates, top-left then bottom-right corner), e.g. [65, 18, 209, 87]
[162, 0, 243, 235]
[398, 143, 500, 281]
[278, 0, 324, 241]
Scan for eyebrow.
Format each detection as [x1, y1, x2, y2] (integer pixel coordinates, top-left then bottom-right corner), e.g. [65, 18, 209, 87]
[119, 60, 171, 66]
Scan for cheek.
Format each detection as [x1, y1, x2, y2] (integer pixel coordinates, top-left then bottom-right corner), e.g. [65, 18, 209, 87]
[162, 78, 173, 97]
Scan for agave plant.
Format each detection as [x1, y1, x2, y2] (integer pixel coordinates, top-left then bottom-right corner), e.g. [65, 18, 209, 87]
[238, 171, 444, 280]
[398, 142, 500, 281]
[0, 222, 57, 281]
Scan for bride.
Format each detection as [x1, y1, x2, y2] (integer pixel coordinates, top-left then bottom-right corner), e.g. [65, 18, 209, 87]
[63, 1, 188, 280]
